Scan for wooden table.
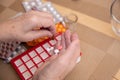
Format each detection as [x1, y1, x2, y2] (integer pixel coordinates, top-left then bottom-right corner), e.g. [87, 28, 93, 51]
[0, 0, 120, 80]
[52, 0, 120, 41]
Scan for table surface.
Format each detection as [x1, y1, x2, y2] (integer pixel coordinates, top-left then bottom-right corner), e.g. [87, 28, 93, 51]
[0, 0, 120, 80]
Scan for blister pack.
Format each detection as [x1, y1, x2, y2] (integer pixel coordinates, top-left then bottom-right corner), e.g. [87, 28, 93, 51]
[22, 0, 64, 23]
[0, 41, 21, 60]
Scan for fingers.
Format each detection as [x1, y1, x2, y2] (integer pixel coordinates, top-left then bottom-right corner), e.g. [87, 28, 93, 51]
[24, 11, 56, 35]
[61, 30, 72, 50]
[61, 33, 66, 50]
[59, 30, 80, 63]
[71, 32, 79, 41]
[66, 39, 80, 62]
[61, 30, 76, 49]
[64, 30, 71, 48]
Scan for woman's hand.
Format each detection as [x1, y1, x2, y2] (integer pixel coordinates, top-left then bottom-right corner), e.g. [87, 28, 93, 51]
[0, 10, 56, 42]
[33, 30, 80, 80]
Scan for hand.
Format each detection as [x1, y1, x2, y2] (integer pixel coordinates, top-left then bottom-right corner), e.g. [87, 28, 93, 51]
[0, 10, 56, 42]
[33, 30, 80, 80]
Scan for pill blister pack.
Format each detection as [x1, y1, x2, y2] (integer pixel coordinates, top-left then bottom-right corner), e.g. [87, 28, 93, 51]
[10, 34, 64, 80]
[22, 0, 64, 23]
[5, 44, 27, 63]
[36, 2, 64, 23]
[22, 0, 42, 11]
[0, 12, 26, 62]
[0, 41, 20, 59]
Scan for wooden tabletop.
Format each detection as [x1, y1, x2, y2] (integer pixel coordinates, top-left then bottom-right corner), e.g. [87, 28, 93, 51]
[51, 0, 120, 41]
[0, 0, 120, 80]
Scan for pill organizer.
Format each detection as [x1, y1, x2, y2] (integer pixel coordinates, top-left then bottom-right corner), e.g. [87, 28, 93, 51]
[11, 35, 59, 80]
[0, 41, 21, 60]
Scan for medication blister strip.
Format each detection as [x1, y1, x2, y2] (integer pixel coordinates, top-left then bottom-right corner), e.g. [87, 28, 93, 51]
[22, 0, 64, 23]
[0, 41, 21, 59]
[36, 2, 64, 23]
[22, 0, 42, 11]
[5, 45, 27, 63]
[0, 12, 26, 62]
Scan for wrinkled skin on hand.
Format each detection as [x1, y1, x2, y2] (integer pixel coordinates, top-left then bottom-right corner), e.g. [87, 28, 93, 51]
[0, 10, 56, 42]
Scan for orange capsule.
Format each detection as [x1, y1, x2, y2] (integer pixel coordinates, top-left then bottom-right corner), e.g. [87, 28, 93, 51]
[62, 28, 66, 32]
[55, 23, 59, 28]
[44, 37, 49, 39]
[37, 39, 42, 42]
[27, 42, 35, 46]
[34, 39, 38, 43]
[57, 28, 62, 33]
[58, 25, 63, 29]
